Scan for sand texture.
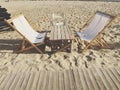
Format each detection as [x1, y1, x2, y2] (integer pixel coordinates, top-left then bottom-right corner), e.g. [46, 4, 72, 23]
[0, 1, 120, 73]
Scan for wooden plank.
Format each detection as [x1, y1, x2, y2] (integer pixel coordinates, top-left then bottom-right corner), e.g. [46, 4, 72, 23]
[50, 26, 54, 40]
[78, 68, 89, 90]
[66, 25, 74, 39]
[64, 26, 70, 39]
[53, 71, 59, 90]
[91, 67, 106, 90]
[48, 71, 53, 90]
[58, 71, 64, 90]
[20, 72, 31, 90]
[54, 26, 58, 40]
[64, 25, 71, 39]
[0, 72, 12, 89]
[72, 68, 83, 90]
[87, 68, 100, 90]
[61, 25, 66, 39]
[106, 68, 120, 89]
[68, 69, 76, 90]
[41, 71, 49, 90]
[26, 72, 35, 90]
[114, 67, 120, 75]
[63, 70, 70, 90]
[101, 68, 118, 90]
[105, 68, 120, 89]
[31, 71, 40, 90]
[14, 72, 26, 90]
[94, 67, 111, 90]
[57, 25, 62, 40]
[37, 71, 45, 90]
[0, 74, 7, 86]
[110, 68, 120, 83]
[82, 67, 94, 90]
[9, 73, 23, 90]
[4, 72, 17, 90]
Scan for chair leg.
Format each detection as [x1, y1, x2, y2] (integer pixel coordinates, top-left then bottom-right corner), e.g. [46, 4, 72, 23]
[102, 38, 110, 48]
[83, 43, 91, 52]
[14, 42, 44, 54]
[55, 43, 71, 53]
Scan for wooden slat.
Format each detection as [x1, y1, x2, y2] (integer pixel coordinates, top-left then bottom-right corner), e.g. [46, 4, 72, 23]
[66, 25, 74, 39]
[58, 71, 64, 90]
[54, 26, 58, 40]
[87, 68, 100, 90]
[63, 70, 70, 90]
[9, 73, 22, 90]
[73, 68, 82, 90]
[53, 71, 59, 90]
[114, 67, 120, 75]
[64, 26, 69, 39]
[40, 71, 49, 90]
[101, 68, 119, 90]
[31, 71, 40, 90]
[105, 68, 120, 89]
[91, 67, 106, 90]
[14, 72, 26, 90]
[68, 69, 76, 90]
[37, 71, 45, 90]
[0, 72, 12, 89]
[26, 72, 35, 90]
[61, 25, 66, 39]
[110, 68, 120, 82]
[82, 68, 94, 90]
[4, 72, 17, 90]
[57, 25, 62, 40]
[94, 67, 111, 90]
[78, 68, 89, 90]
[20, 72, 31, 90]
[50, 26, 54, 40]
[0, 74, 7, 86]
[48, 71, 53, 90]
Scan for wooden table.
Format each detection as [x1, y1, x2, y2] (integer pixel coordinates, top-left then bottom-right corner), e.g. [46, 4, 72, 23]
[50, 24, 74, 52]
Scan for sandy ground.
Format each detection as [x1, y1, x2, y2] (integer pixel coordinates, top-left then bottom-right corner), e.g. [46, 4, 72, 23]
[0, 1, 120, 73]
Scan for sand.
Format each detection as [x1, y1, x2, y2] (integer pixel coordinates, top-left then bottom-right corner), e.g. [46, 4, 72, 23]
[0, 1, 120, 73]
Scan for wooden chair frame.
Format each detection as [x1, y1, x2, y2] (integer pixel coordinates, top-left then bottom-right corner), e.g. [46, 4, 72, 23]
[4, 15, 46, 54]
[76, 11, 116, 52]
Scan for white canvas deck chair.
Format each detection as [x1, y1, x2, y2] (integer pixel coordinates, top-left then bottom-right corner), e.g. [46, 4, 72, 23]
[5, 15, 46, 54]
[76, 11, 115, 51]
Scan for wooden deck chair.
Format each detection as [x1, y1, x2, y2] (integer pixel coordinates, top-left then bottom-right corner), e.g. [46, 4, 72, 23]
[76, 11, 115, 51]
[4, 15, 46, 54]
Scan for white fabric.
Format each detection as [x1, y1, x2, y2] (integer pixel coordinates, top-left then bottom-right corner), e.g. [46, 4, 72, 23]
[12, 15, 46, 43]
[77, 12, 111, 42]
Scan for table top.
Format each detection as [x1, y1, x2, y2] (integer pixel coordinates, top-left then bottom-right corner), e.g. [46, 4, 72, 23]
[50, 24, 74, 41]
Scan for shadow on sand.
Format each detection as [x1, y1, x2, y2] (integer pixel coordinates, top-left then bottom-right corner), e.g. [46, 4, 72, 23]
[0, 39, 50, 54]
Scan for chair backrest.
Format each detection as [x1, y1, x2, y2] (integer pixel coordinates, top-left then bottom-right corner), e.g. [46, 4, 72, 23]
[81, 11, 114, 42]
[12, 15, 39, 43]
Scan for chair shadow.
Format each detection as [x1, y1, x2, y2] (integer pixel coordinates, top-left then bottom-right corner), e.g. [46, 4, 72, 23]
[0, 39, 49, 54]
[109, 42, 120, 49]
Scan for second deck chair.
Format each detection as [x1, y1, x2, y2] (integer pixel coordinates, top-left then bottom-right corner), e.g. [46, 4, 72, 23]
[5, 15, 46, 54]
[76, 11, 115, 51]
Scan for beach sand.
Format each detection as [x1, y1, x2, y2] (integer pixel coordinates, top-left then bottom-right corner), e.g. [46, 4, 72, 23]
[0, 1, 120, 73]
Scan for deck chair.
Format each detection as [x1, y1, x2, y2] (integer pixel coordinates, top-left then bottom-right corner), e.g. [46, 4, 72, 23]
[76, 11, 115, 51]
[4, 15, 46, 54]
